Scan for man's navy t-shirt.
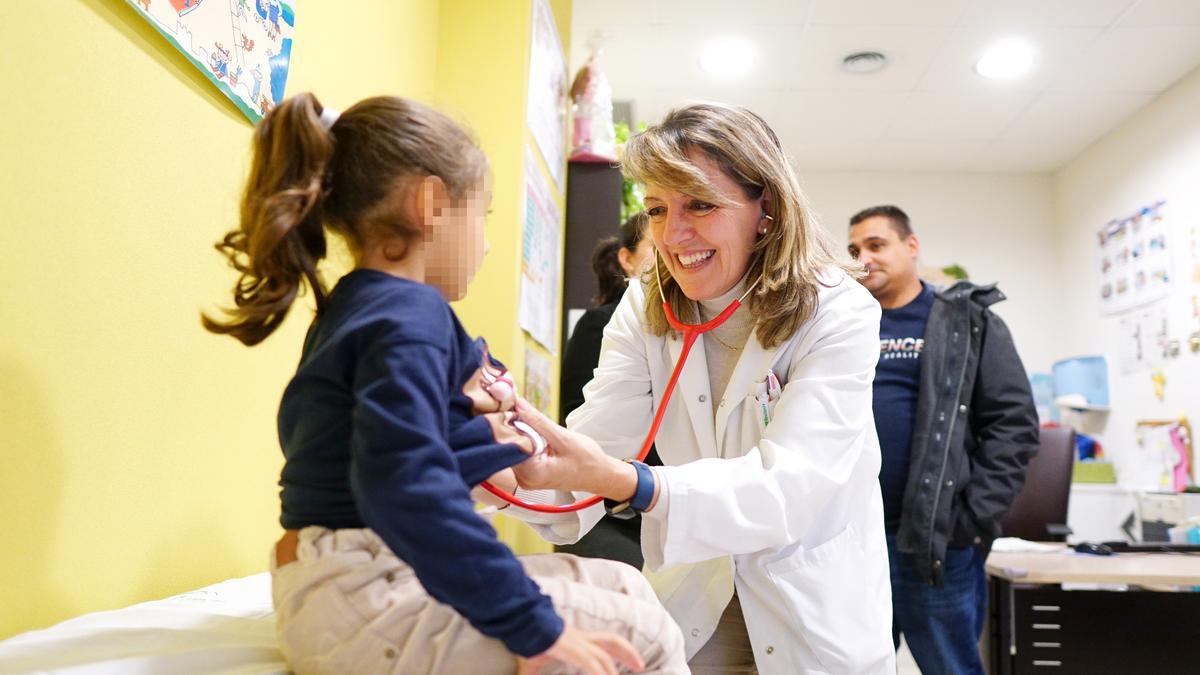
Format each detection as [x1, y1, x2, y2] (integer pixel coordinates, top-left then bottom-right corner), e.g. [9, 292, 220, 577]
[873, 282, 935, 532]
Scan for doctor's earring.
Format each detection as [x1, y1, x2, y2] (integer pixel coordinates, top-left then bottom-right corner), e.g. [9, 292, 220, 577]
[758, 213, 773, 235]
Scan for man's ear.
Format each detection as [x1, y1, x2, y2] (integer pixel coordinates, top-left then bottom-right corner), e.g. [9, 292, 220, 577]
[906, 233, 921, 258]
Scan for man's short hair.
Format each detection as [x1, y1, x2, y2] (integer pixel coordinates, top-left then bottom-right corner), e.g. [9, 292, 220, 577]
[849, 205, 913, 239]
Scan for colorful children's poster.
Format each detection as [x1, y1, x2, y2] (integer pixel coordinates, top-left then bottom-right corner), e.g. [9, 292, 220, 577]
[526, 0, 568, 190]
[1097, 200, 1171, 315]
[523, 345, 553, 415]
[519, 147, 562, 353]
[126, 0, 295, 123]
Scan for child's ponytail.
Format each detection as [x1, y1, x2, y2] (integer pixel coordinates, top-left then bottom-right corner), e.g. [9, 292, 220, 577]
[204, 93, 334, 346]
[206, 93, 488, 345]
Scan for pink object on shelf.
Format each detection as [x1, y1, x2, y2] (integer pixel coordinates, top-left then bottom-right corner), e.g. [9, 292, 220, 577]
[1170, 424, 1191, 492]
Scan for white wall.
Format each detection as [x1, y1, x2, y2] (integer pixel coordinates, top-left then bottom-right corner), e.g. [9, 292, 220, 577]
[800, 171, 1061, 374]
[1053, 65, 1200, 487]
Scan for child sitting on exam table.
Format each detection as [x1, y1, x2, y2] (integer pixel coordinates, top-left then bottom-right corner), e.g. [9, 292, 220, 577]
[203, 92, 686, 674]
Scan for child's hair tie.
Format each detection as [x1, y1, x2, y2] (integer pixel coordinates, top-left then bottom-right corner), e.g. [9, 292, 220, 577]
[319, 107, 340, 130]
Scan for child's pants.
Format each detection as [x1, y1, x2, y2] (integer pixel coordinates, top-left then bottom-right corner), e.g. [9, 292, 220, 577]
[270, 526, 688, 674]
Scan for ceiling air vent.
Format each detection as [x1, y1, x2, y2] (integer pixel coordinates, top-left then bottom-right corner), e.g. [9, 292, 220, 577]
[841, 51, 888, 74]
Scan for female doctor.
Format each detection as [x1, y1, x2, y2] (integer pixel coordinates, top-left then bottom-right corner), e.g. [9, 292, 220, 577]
[513, 102, 894, 674]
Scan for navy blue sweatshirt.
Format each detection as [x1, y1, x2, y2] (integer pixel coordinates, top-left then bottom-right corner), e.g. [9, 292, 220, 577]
[276, 269, 563, 657]
[873, 282, 935, 533]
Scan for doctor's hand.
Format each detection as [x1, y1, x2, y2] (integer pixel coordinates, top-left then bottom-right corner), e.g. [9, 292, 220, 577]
[509, 400, 637, 500]
[518, 624, 644, 675]
[480, 410, 542, 456]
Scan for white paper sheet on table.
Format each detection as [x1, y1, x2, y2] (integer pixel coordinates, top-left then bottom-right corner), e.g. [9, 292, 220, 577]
[990, 537, 1064, 553]
[0, 573, 285, 674]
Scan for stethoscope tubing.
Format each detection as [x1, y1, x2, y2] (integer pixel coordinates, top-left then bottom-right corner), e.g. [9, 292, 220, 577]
[479, 254, 759, 513]
[478, 298, 741, 513]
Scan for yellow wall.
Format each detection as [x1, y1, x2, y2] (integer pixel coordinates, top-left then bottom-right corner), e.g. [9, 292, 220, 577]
[0, 0, 569, 638]
[437, 0, 571, 556]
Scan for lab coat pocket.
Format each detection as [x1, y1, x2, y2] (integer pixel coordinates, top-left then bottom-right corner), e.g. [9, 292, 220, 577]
[764, 524, 893, 673]
[745, 390, 777, 436]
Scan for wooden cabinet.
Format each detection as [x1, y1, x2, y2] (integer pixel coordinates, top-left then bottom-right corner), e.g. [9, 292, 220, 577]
[560, 160, 623, 344]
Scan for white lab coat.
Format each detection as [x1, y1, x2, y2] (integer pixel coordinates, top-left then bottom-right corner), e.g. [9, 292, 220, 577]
[532, 267, 894, 674]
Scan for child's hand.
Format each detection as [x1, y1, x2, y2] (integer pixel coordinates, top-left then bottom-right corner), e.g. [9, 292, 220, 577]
[518, 625, 643, 675]
[463, 367, 516, 414]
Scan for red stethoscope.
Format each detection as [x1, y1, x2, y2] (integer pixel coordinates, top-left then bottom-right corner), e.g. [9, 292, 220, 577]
[479, 253, 761, 513]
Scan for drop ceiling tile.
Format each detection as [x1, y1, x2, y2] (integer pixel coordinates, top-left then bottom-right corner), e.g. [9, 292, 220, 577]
[1053, 26, 1200, 92]
[916, 26, 1103, 93]
[886, 90, 1035, 141]
[777, 90, 906, 142]
[971, 139, 1080, 172]
[587, 26, 805, 91]
[957, 0, 1134, 27]
[866, 137, 987, 171]
[644, 88, 786, 127]
[647, 0, 811, 26]
[810, 0, 971, 26]
[570, 0, 659, 31]
[570, 0, 1200, 172]
[1000, 91, 1156, 144]
[1118, 0, 1200, 27]
[784, 132, 876, 172]
[791, 25, 951, 91]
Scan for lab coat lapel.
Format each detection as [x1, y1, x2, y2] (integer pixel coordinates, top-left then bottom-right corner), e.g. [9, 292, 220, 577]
[714, 328, 783, 451]
[665, 330, 720, 459]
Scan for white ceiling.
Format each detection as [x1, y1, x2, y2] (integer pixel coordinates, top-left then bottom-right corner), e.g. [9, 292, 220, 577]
[569, 0, 1200, 173]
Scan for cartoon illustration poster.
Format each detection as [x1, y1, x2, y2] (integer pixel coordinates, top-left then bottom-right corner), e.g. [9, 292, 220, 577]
[523, 344, 553, 416]
[519, 147, 562, 353]
[1097, 200, 1172, 315]
[126, 0, 295, 123]
[526, 0, 567, 190]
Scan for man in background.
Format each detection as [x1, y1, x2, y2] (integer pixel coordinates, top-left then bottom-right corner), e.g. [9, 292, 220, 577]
[848, 205, 1038, 675]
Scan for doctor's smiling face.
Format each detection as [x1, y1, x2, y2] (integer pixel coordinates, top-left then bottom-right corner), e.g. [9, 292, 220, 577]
[644, 150, 765, 301]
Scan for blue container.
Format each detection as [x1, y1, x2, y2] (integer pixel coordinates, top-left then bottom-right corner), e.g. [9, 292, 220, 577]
[1052, 355, 1110, 407]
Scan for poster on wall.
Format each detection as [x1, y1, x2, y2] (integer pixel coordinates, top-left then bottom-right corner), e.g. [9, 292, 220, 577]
[1118, 304, 1168, 375]
[125, 0, 295, 123]
[519, 147, 562, 352]
[1128, 420, 1194, 492]
[526, 0, 567, 190]
[1097, 200, 1171, 315]
[523, 345, 552, 415]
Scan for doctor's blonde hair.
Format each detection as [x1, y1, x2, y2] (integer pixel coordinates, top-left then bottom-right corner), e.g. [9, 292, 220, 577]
[621, 101, 862, 349]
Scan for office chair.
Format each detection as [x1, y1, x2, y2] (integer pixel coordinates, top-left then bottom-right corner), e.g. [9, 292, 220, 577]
[1000, 426, 1076, 541]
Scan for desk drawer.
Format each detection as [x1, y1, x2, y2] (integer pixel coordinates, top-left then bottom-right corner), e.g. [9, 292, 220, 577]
[1010, 586, 1200, 674]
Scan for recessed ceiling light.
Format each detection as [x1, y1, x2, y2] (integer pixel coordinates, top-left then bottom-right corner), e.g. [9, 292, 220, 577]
[698, 36, 756, 78]
[841, 51, 888, 75]
[975, 38, 1036, 80]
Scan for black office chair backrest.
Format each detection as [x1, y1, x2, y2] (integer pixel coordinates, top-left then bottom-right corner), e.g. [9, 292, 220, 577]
[1000, 426, 1076, 541]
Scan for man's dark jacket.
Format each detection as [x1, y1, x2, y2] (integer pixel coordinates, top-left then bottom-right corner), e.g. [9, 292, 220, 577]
[894, 280, 1039, 586]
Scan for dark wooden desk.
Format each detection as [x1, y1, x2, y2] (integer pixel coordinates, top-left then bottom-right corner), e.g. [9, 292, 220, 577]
[986, 548, 1200, 674]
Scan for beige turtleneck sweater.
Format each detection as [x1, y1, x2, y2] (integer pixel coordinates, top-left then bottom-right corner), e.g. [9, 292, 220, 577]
[697, 273, 756, 419]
